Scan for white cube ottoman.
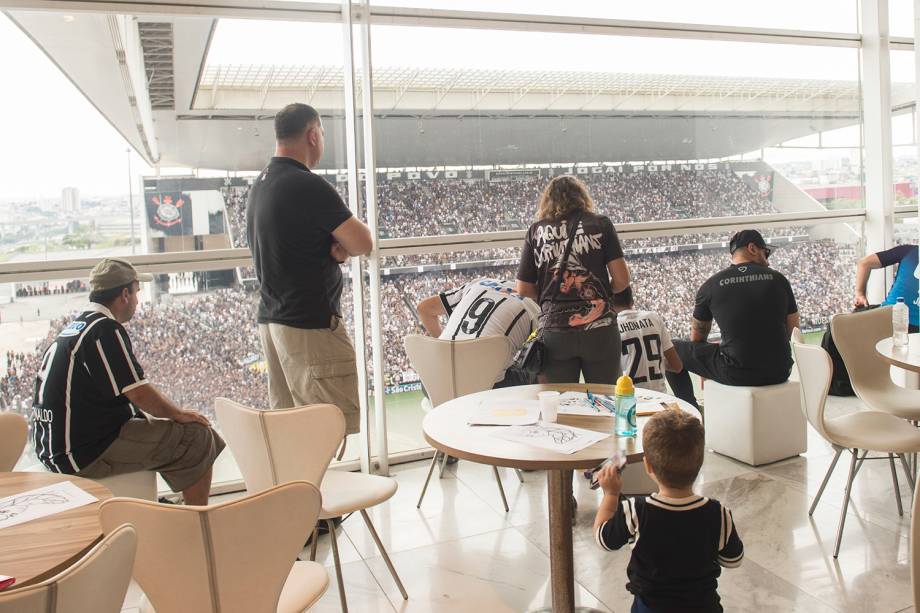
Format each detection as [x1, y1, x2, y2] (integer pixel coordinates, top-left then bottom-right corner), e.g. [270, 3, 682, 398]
[95, 471, 157, 500]
[704, 379, 806, 466]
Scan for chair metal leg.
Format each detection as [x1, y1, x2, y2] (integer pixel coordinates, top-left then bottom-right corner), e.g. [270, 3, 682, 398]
[416, 453, 440, 509]
[833, 449, 859, 559]
[515, 469, 525, 483]
[899, 453, 916, 493]
[326, 518, 348, 613]
[889, 453, 904, 516]
[309, 525, 319, 562]
[853, 449, 869, 478]
[438, 452, 449, 478]
[360, 509, 408, 600]
[492, 466, 510, 512]
[810, 447, 843, 516]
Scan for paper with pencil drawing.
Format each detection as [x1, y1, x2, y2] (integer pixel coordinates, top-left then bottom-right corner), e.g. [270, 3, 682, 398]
[468, 400, 540, 426]
[558, 392, 605, 415]
[491, 423, 610, 454]
[0, 481, 97, 531]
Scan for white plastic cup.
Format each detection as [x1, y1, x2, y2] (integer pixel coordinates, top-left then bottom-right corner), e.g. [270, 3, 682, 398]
[538, 391, 560, 423]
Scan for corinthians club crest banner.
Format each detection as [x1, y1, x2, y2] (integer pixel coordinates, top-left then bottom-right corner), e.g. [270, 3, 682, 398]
[145, 192, 193, 235]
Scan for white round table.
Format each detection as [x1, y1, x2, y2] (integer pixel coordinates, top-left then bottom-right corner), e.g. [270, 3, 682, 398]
[876, 334, 920, 373]
[422, 383, 700, 613]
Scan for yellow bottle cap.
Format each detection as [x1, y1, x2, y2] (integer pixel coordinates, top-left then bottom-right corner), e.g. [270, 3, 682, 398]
[615, 375, 634, 396]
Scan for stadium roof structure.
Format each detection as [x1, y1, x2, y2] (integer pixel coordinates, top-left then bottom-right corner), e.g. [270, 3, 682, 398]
[7, 11, 912, 171]
[198, 64, 911, 115]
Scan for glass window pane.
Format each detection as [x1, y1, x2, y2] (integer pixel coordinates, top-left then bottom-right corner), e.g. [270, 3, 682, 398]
[892, 50, 917, 208]
[368, 0, 857, 33]
[368, 27, 863, 238]
[891, 0, 914, 38]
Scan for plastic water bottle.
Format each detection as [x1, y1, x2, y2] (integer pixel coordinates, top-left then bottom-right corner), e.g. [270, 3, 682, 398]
[615, 375, 637, 437]
[894, 297, 909, 347]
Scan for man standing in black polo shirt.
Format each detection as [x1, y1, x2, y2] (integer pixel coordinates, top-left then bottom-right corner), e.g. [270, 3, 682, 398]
[31, 258, 224, 505]
[665, 230, 800, 409]
[247, 103, 372, 435]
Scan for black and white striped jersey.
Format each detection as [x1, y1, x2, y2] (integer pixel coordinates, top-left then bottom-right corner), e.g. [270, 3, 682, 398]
[439, 278, 540, 356]
[596, 493, 743, 611]
[31, 303, 146, 474]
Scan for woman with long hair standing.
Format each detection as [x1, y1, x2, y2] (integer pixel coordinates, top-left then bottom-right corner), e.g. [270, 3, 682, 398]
[516, 175, 631, 384]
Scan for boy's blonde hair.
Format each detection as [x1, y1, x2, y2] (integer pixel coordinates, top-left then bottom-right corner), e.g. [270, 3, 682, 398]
[642, 409, 705, 489]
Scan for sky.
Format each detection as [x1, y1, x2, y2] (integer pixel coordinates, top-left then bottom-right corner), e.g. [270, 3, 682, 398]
[0, 1, 916, 199]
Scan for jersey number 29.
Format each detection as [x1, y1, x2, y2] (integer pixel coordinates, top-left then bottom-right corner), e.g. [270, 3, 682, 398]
[621, 335, 662, 383]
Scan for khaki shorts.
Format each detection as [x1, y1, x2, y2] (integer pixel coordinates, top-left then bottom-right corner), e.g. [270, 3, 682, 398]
[79, 416, 226, 493]
[258, 318, 360, 434]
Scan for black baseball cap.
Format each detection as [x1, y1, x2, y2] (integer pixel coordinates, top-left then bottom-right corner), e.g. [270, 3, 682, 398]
[729, 229, 767, 254]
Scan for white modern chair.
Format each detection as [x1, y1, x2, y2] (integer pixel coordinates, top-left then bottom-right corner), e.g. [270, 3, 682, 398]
[404, 334, 517, 511]
[831, 307, 920, 422]
[0, 412, 27, 471]
[214, 399, 407, 613]
[792, 340, 920, 558]
[100, 481, 328, 613]
[0, 523, 137, 613]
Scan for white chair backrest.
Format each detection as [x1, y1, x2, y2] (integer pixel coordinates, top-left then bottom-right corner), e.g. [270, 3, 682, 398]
[790, 340, 833, 442]
[0, 412, 27, 471]
[0, 523, 137, 613]
[831, 307, 893, 394]
[404, 335, 515, 407]
[99, 482, 320, 613]
[791, 327, 805, 344]
[214, 399, 344, 493]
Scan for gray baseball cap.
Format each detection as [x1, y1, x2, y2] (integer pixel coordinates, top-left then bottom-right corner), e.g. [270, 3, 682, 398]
[90, 258, 154, 292]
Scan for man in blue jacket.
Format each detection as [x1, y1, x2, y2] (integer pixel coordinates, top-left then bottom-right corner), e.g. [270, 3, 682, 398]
[855, 244, 919, 332]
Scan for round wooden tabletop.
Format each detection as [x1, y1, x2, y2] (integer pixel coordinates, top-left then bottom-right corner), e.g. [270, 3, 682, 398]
[875, 334, 920, 373]
[0, 472, 112, 589]
[423, 383, 701, 471]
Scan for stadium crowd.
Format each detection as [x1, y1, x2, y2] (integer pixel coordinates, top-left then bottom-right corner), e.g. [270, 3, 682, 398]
[222, 166, 788, 247]
[16, 280, 87, 297]
[0, 237, 854, 414]
[2, 165, 855, 415]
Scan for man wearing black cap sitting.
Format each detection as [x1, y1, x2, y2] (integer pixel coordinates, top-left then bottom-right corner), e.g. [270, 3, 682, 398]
[665, 230, 800, 409]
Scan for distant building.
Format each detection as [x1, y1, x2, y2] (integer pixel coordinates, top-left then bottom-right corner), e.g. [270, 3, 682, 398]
[61, 187, 80, 214]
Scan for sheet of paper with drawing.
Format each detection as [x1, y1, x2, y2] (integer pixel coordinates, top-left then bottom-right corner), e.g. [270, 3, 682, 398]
[468, 400, 540, 426]
[491, 423, 610, 454]
[0, 481, 98, 531]
[635, 389, 681, 416]
[558, 391, 605, 415]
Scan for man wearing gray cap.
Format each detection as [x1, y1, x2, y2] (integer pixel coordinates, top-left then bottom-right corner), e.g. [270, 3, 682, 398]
[30, 258, 225, 505]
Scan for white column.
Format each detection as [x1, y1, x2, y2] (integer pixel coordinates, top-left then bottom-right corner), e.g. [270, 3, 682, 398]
[862, 0, 895, 301]
[342, 0, 372, 474]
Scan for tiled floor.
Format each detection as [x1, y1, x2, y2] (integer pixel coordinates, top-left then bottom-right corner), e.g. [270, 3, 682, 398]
[122, 395, 917, 612]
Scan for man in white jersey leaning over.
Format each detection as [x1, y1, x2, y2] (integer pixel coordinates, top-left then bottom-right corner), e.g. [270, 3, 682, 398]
[417, 277, 540, 388]
[612, 287, 683, 393]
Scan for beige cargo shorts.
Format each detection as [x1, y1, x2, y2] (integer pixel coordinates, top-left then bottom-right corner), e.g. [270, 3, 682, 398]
[79, 415, 226, 493]
[258, 317, 361, 434]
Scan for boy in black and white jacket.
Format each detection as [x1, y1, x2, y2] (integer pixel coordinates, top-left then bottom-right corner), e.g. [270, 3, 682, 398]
[594, 409, 743, 613]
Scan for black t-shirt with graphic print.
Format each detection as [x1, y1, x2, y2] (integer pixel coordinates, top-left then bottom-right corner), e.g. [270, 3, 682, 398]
[693, 262, 797, 376]
[517, 211, 624, 331]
